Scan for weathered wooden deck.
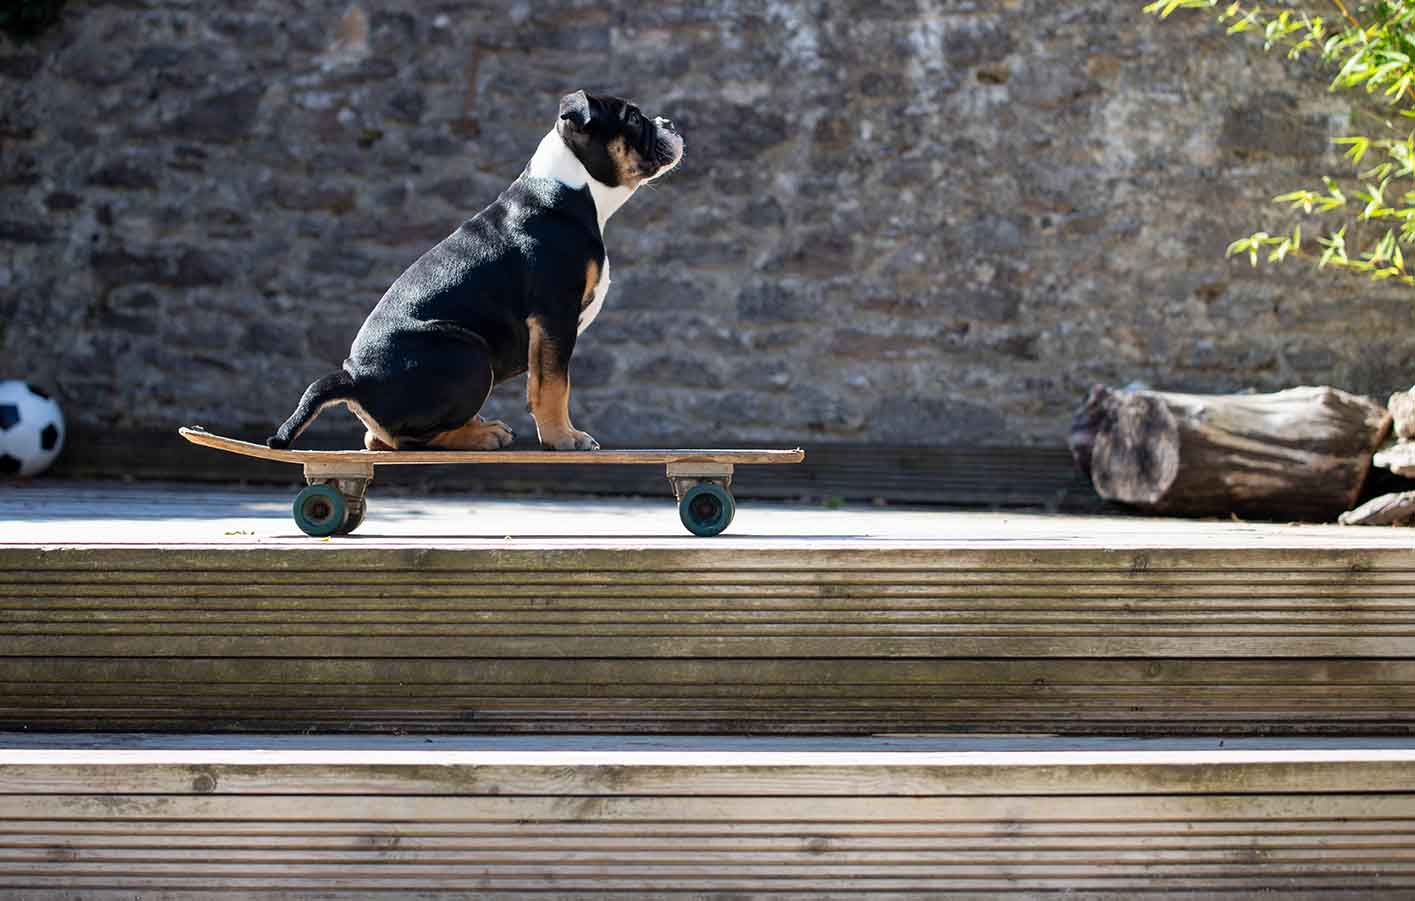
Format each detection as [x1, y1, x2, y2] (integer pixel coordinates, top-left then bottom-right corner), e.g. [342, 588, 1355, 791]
[1, 733, 1414, 896]
[4, 481, 1415, 895]
[3, 481, 1415, 735]
[6, 479, 1415, 549]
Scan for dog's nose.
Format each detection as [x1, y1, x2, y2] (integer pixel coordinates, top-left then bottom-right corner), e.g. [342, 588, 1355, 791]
[657, 117, 676, 133]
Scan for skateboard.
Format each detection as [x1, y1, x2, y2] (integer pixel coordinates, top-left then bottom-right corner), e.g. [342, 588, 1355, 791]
[179, 427, 805, 537]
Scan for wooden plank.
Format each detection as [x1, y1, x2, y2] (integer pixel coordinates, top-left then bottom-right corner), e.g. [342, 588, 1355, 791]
[0, 878, 1406, 893]
[9, 479, 1415, 549]
[8, 847, 1415, 864]
[0, 658, 1411, 736]
[0, 740, 1412, 896]
[0, 860, 1399, 874]
[4, 542, 1415, 733]
[179, 427, 805, 466]
[7, 787, 1412, 820]
[9, 608, 1415, 627]
[6, 808, 1415, 834]
[0, 888, 1035, 893]
[0, 893, 1343, 901]
[7, 833, 1415, 851]
[9, 541, 1415, 566]
[2, 746, 1415, 796]
[10, 634, 1415, 659]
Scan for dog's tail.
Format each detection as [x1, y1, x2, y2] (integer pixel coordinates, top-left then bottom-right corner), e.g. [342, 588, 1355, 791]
[267, 370, 357, 449]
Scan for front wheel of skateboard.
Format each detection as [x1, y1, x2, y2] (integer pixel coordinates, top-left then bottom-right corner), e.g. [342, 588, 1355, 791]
[293, 484, 347, 537]
[679, 483, 735, 537]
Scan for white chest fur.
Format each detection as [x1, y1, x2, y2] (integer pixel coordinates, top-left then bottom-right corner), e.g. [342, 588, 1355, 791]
[526, 129, 622, 338]
[527, 130, 635, 231]
[579, 258, 610, 335]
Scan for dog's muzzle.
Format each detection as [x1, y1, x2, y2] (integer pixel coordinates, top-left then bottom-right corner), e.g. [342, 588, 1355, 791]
[648, 118, 684, 178]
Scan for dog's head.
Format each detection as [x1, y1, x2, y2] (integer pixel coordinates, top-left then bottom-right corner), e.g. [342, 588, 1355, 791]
[556, 90, 684, 189]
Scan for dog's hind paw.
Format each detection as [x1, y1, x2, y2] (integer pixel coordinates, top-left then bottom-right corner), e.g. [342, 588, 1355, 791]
[480, 419, 516, 449]
[426, 417, 515, 450]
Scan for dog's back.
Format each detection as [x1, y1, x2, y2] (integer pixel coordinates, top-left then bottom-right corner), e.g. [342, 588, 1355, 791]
[268, 177, 602, 450]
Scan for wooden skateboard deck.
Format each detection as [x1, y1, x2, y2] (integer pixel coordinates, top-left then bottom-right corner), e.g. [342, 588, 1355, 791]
[179, 427, 804, 537]
[179, 427, 804, 467]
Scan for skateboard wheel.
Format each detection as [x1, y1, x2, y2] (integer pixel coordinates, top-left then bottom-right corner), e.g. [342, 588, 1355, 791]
[293, 484, 347, 537]
[335, 497, 365, 535]
[679, 482, 735, 537]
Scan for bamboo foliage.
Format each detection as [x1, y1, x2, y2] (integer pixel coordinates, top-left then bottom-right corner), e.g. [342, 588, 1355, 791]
[1145, 1, 1415, 286]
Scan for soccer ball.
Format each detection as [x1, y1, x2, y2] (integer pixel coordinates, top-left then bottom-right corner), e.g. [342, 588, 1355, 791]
[0, 380, 64, 477]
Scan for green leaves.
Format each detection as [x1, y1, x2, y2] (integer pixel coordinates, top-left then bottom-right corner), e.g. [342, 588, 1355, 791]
[1226, 224, 1303, 266]
[1318, 226, 1348, 269]
[1146, 0, 1415, 289]
[1141, 0, 1217, 18]
[1336, 135, 1370, 163]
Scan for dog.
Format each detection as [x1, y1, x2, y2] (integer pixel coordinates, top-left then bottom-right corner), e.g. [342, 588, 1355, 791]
[267, 90, 684, 452]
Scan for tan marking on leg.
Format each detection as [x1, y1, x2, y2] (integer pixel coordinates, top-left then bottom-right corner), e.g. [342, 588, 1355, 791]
[527, 318, 598, 450]
[424, 417, 515, 450]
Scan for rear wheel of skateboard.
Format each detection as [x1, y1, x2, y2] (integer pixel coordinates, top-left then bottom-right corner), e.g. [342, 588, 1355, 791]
[293, 484, 347, 537]
[679, 482, 735, 537]
[335, 497, 365, 535]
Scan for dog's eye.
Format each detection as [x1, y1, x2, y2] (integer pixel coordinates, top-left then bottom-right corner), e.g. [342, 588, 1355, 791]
[627, 110, 640, 125]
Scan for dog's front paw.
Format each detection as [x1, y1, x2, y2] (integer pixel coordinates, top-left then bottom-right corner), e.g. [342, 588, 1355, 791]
[542, 429, 599, 451]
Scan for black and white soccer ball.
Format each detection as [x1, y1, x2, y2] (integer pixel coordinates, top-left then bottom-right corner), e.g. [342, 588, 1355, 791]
[0, 380, 64, 477]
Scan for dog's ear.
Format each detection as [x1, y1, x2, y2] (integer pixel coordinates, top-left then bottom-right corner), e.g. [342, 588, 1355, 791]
[559, 90, 593, 130]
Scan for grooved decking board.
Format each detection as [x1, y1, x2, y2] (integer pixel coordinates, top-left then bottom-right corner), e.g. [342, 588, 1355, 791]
[3, 660, 1414, 733]
[8, 484, 1415, 736]
[0, 735, 1413, 895]
[5, 525, 1415, 733]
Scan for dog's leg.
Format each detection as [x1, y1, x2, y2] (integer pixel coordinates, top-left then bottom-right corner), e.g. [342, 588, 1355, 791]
[527, 317, 599, 450]
[424, 416, 515, 450]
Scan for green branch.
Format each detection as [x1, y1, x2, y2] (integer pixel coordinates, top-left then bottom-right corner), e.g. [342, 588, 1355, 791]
[1146, 0, 1415, 291]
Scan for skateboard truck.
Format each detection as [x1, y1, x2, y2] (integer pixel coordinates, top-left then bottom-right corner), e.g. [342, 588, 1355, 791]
[666, 461, 732, 498]
[298, 460, 373, 537]
[667, 462, 736, 538]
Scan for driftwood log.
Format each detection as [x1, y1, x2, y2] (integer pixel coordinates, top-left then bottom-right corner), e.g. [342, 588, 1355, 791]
[1340, 490, 1415, 526]
[1374, 439, 1415, 477]
[1070, 385, 1390, 521]
[1389, 386, 1415, 440]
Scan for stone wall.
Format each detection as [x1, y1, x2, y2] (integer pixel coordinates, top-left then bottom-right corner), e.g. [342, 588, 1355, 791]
[3, 0, 1414, 450]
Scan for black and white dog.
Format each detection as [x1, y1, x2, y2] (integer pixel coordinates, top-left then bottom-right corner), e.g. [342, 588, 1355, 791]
[268, 90, 684, 451]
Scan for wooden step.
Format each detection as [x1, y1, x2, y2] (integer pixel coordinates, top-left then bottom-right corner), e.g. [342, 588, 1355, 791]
[5, 544, 1415, 735]
[0, 734, 1412, 896]
[6, 483, 1415, 736]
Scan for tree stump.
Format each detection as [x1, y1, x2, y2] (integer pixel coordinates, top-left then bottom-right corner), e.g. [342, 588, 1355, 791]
[1070, 385, 1391, 521]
